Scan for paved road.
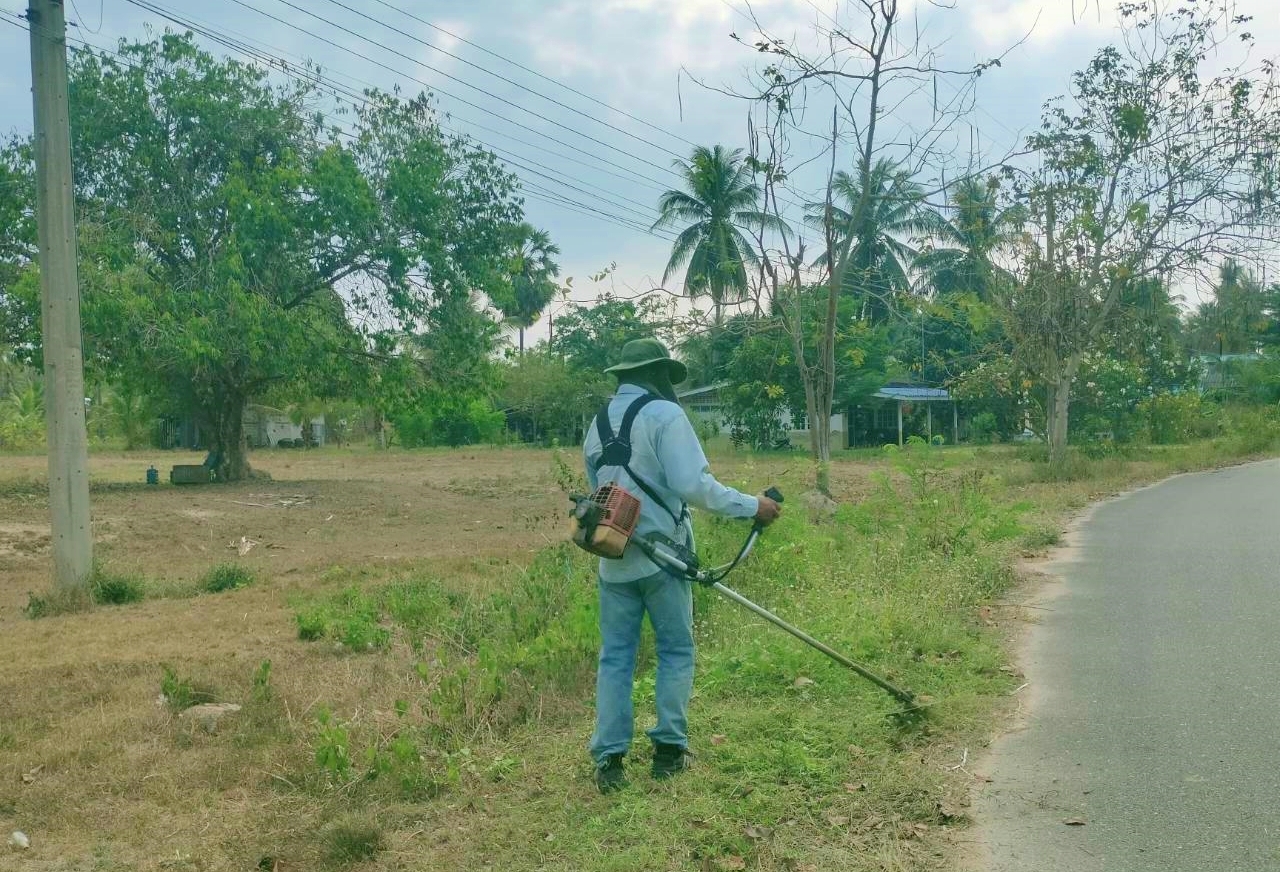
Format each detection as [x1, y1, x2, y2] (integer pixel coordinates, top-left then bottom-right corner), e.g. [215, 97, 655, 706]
[973, 459, 1280, 872]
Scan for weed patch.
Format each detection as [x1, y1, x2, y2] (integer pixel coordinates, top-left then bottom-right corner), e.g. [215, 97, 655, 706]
[201, 562, 256, 593]
[160, 665, 219, 713]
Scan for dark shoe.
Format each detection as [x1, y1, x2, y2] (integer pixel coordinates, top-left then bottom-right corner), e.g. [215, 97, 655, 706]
[651, 742, 690, 780]
[595, 753, 628, 794]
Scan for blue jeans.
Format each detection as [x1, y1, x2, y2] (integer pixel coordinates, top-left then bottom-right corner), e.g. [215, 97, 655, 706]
[589, 571, 695, 763]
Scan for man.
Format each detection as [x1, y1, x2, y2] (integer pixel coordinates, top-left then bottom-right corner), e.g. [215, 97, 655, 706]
[582, 338, 782, 793]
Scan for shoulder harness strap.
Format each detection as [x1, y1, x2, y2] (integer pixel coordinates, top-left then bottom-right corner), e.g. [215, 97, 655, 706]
[592, 394, 685, 526]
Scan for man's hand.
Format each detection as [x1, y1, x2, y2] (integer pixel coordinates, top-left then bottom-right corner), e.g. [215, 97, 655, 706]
[754, 494, 782, 526]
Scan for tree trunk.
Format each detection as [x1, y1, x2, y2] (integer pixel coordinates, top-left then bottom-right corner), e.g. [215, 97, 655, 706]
[1045, 355, 1081, 474]
[519, 326, 525, 356]
[208, 393, 250, 481]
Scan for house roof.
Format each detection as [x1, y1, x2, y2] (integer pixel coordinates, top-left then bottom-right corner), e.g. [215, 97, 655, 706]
[874, 384, 952, 402]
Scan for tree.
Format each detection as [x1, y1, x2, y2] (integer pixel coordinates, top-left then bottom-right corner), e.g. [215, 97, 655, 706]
[1000, 0, 1280, 469]
[0, 34, 528, 479]
[736, 0, 1000, 491]
[548, 294, 671, 374]
[652, 145, 784, 323]
[806, 159, 938, 322]
[914, 176, 1025, 303]
[495, 223, 560, 354]
[1186, 260, 1272, 354]
[501, 350, 610, 444]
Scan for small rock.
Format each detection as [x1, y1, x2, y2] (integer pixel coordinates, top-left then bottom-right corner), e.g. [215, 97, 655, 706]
[178, 702, 242, 734]
[9, 831, 30, 850]
[800, 489, 839, 519]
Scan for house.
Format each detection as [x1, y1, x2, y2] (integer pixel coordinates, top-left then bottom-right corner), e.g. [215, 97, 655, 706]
[677, 382, 848, 450]
[850, 383, 961, 447]
[244, 405, 326, 448]
[1195, 353, 1263, 393]
[679, 379, 967, 450]
[162, 406, 326, 450]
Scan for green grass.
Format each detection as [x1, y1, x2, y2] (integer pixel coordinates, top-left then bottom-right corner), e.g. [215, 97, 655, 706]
[275, 420, 1280, 870]
[201, 562, 256, 593]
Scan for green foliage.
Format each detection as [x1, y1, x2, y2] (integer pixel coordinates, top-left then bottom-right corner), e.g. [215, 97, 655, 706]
[295, 586, 391, 651]
[502, 350, 609, 444]
[653, 145, 785, 321]
[0, 34, 534, 479]
[90, 568, 147, 605]
[548, 294, 670, 374]
[491, 223, 560, 353]
[201, 563, 256, 594]
[160, 666, 218, 713]
[392, 395, 504, 448]
[969, 411, 1000, 444]
[1139, 393, 1208, 445]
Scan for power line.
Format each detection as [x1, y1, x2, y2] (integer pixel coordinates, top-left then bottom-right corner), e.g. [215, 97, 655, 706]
[320, 0, 691, 161]
[201, 0, 680, 191]
[4, 9, 675, 242]
[118, 0, 677, 238]
[367, 0, 701, 150]
[233, 0, 684, 180]
[123, 0, 672, 198]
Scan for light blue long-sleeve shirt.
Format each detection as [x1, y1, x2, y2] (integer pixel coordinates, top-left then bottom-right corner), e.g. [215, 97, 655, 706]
[583, 384, 760, 583]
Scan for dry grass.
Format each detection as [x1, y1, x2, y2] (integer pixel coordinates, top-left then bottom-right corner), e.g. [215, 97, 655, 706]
[0, 441, 1266, 871]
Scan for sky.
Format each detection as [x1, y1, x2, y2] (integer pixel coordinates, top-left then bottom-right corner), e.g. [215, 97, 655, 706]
[1, 0, 1278, 344]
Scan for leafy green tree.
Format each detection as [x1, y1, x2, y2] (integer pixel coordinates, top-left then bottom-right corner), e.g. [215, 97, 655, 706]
[501, 350, 610, 444]
[807, 159, 939, 322]
[1186, 260, 1274, 355]
[548, 294, 670, 374]
[999, 1, 1280, 470]
[0, 34, 527, 478]
[495, 223, 560, 354]
[652, 145, 784, 323]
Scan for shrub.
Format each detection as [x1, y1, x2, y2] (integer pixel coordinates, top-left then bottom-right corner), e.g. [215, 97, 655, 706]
[201, 563, 255, 593]
[91, 568, 146, 605]
[1139, 392, 1203, 445]
[969, 411, 1000, 444]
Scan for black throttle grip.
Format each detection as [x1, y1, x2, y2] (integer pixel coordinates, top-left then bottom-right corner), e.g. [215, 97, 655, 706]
[764, 486, 784, 503]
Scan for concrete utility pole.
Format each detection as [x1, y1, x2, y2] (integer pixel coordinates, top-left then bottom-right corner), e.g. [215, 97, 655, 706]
[28, 0, 93, 590]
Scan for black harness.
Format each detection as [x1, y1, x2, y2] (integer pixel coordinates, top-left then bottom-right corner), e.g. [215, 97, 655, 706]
[592, 394, 686, 527]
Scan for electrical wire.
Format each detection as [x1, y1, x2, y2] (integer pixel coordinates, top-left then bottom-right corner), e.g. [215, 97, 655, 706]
[319, 0, 689, 161]
[115, 0, 678, 239]
[366, 0, 702, 151]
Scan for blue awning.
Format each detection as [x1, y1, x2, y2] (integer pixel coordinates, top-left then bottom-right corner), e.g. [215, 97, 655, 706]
[874, 385, 952, 402]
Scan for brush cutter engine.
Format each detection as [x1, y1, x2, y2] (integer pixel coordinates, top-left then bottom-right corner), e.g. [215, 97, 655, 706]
[569, 484, 642, 559]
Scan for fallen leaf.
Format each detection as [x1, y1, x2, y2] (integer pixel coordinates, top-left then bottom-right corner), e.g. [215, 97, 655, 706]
[710, 734, 728, 746]
[544, 833, 555, 842]
[847, 744, 866, 757]
[843, 782, 867, 793]
[826, 815, 850, 827]
[21, 765, 43, 784]
[937, 799, 966, 822]
[1063, 818, 1087, 826]
[690, 819, 711, 830]
[734, 784, 756, 798]
[793, 676, 815, 688]
[716, 856, 747, 871]
[743, 825, 774, 841]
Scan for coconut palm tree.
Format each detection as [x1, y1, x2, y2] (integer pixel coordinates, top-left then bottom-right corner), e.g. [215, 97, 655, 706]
[913, 176, 1025, 302]
[807, 159, 941, 322]
[652, 145, 786, 324]
[498, 223, 561, 354]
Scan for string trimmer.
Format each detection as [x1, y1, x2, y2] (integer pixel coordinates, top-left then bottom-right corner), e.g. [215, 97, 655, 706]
[632, 487, 919, 711]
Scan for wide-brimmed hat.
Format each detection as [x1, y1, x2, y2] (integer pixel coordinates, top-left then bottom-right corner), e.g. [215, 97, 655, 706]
[603, 338, 688, 385]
